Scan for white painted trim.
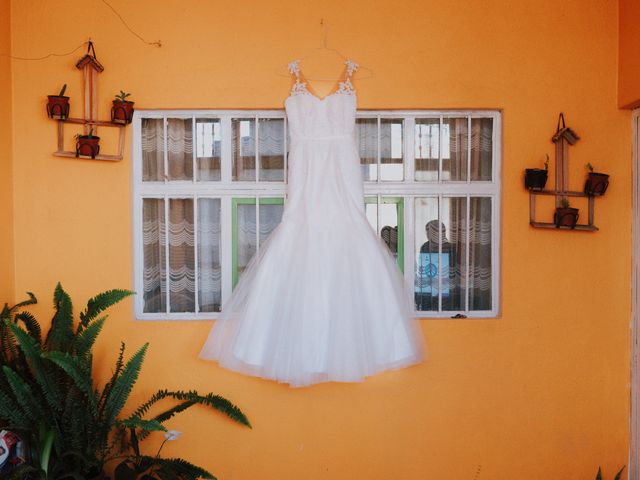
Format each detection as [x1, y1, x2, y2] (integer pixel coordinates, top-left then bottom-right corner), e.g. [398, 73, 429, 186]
[132, 109, 502, 320]
[630, 108, 640, 480]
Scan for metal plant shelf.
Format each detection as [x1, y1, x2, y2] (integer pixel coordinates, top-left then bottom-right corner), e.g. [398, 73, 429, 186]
[528, 114, 600, 232]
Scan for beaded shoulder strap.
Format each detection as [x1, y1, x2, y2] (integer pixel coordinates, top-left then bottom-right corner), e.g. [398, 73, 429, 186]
[288, 60, 308, 96]
[336, 59, 359, 95]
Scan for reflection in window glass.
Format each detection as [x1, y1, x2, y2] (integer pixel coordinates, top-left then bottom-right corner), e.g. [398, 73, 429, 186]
[232, 119, 256, 181]
[443, 118, 468, 181]
[365, 197, 403, 269]
[380, 119, 403, 181]
[415, 118, 440, 181]
[196, 119, 221, 181]
[471, 118, 493, 181]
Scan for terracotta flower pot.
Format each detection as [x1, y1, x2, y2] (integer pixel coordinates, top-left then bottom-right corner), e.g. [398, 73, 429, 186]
[111, 100, 135, 124]
[524, 168, 548, 191]
[584, 172, 609, 196]
[47, 95, 70, 120]
[76, 136, 101, 159]
[554, 207, 579, 228]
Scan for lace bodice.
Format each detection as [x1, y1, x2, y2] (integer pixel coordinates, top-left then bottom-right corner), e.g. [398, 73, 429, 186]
[285, 58, 359, 140]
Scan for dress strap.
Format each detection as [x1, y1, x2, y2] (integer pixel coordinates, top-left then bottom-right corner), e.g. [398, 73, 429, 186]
[337, 59, 359, 95]
[288, 60, 308, 96]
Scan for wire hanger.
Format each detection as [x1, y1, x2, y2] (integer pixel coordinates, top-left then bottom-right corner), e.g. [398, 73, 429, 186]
[277, 19, 373, 81]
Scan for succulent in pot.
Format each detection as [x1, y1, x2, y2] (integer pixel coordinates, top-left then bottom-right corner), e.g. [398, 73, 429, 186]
[75, 128, 101, 159]
[584, 162, 609, 196]
[554, 197, 579, 229]
[111, 90, 135, 124]
[46, 84, 70, 120]
[524, 154, 549, 191]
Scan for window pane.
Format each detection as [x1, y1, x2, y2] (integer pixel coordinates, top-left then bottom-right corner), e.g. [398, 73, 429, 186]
[198, 198, 221, 312]
[414, 197, 440, 311]
[471, 118, 493, 181]
[236, 203, 256, 281]
[142, 198, 166, 312]
[141, 119, 164, 182]
[356, 118, 377, 181]
[443, 117, 468, 181]
[259, 118, 285, 181]
[233, 118, 256, 181]
[442, 197, 467, 311]
[196, 119, 221, 181]
[167, 119, 193, 181]
[415, 118, 439, 181]
[380, 119, 403, 181]
[235, 199, 284, 286]
[169, 199, 194, 312]
[469, 197, 492, 309]
[365, 197, 403, 270]
[259, 202, 284, 244]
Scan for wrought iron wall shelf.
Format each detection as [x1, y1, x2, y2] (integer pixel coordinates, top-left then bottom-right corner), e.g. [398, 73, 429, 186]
[528, 113, 600, 232]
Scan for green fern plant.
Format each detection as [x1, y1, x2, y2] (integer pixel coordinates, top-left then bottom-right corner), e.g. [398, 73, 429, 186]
[596, 466, 625, 480]
[0, 284, 250, 480]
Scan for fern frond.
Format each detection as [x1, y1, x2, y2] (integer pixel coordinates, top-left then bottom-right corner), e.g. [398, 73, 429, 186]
[45, 283, 74, 352]
[74, 316, 106, 357]
[10, 292, 38, 311]
[99, 342, 126, 416]
[103, 343, 148, 426]
[43, 351, 97, 416]
[154, 457, 216, 480]
[2, 366, 43, 423]
[0, 387, 30, 427]
[137, 401, 195, 441]
[130, 389, 173, 419]
[118, 416, 166, 432]
[79, 289, 133, 328]
[14, 311, 42, 345]
[8, 322, 63, 412]
[614, 466, 626, 480]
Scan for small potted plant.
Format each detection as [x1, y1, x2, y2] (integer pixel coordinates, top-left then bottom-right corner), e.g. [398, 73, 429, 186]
[554, 197, 579, 228]
[524, 154, 549, 191]
[75, 128, 100, 159]
[46, 84, 70, 120]
[584, 162, 609, 196]
[111, 90, 135, 124]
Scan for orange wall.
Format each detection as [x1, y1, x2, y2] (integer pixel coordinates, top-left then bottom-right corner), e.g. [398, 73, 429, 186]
[0, 0, 14, 302]
[8, 1, 631, 479]
[619, 0, 640, 108]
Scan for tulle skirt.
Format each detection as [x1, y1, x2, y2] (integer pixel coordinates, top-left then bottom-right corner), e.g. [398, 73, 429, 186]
[199, 138, 424, 387]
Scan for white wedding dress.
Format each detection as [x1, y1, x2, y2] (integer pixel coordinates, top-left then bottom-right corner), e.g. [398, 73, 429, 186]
[200, 59, 424, 387]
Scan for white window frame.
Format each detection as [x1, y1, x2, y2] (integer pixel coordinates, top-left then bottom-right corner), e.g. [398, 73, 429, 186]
[132, 109, 501, 321]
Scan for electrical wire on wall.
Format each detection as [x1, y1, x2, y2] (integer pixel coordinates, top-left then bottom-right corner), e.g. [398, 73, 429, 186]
[0, 0, 161, 61]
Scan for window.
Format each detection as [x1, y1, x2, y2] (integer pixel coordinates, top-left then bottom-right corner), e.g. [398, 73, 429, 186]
[133, 110, 500, 319]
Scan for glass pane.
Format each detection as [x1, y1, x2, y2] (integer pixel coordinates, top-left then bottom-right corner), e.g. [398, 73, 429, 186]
[443, 118, 468, 181]
[365, 197, 402, 266]
[142, 198, 166, 312]
[236, 203, 257, 281]
[259, 118, 285, 181]
[469, 197, 492, 310]
[259, 202, 284, 244]
[415, 118, 439, 181]
[442, 197, 467, 311]
[471, 118, 493, 181]
[233, 118, 256, 181]
[414, 197, 440, 311]
[141, 118, 164, 182]
[198, 198, 221, 313]
[167, 119, 193, 181]
[168, 199, 194, 312]
[356, 118, 377, 181]
[380, 119, 403, 181]
[196, 119, 221, 181]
